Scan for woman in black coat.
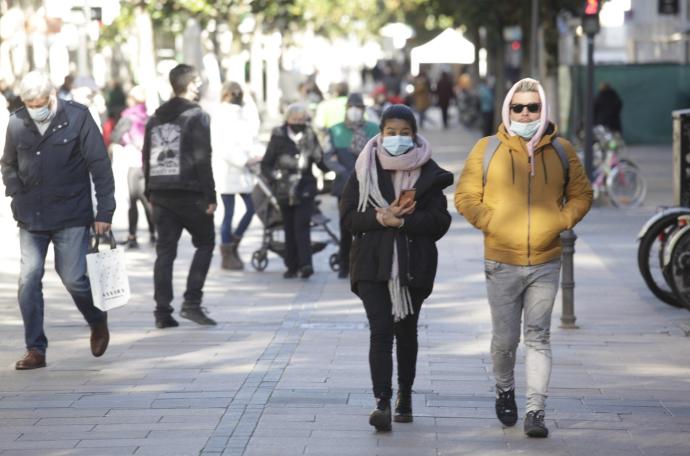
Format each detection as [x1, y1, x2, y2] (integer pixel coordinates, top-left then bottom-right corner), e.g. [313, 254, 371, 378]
[261, 103, 327, 279]
[339, 105, 453, 431]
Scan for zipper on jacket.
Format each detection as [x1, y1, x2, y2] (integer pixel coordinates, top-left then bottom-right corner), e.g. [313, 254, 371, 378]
[527, 157, 532, 265]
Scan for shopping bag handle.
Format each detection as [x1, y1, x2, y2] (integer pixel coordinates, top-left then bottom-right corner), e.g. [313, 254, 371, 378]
[89, 229, 117, 253]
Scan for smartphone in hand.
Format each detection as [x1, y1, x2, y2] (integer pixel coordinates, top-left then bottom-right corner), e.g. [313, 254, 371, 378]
[399, 188, 416, 208]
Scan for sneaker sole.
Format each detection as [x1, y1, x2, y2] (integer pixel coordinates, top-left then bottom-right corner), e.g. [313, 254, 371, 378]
[179, 313, 217, 326]
[497, 414, 518, 427]
[525, 428, 549, 438]
[393, 415, 413, 423]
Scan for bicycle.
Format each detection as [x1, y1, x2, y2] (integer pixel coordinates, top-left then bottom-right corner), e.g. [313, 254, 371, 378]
[662, 215, 690, 310]
[637, 207, 690, 307]
[589, 126, 646, 207]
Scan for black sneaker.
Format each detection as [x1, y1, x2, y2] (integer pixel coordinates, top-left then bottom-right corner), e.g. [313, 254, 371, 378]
[369, 398, 391, 432]
[180, 306, 217, 326]
[495, 387, 518, 427]
[298, 265, 314, 279]
[126, 237, 139, 249]
[155, 315, 179, 329]
[524, 410, 548, 438]
[283, 269, 298, 279]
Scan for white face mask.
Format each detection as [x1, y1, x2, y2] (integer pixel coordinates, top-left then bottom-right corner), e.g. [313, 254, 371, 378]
[346, 107, 364, 123]
[509, 119, 541, 139]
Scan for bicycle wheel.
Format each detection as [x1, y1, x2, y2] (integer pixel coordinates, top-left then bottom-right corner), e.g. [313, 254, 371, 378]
[637, 210, 690, 307]
[663, 225, 690, 310]
[606, 162, 647, 207]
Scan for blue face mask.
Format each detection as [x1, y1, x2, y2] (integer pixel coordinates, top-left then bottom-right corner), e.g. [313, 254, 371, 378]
[382, 135, 414, 156]
[509, 119, 541, 139]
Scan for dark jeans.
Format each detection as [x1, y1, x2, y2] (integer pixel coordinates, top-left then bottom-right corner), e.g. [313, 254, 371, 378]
[440, 102, 450, 128]
[358, 281, 425, 400]
[18, 226, 105, 354]
[482, 111, 495, 137]
[152, 200, 215, 318]
[127, 167, 154, 237]
[220, 193, 255, 244]
[279, 198, 313, 271]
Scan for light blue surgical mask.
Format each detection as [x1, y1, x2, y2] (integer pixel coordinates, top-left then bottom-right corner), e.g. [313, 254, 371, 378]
[28, 103, 52, 123]
[509, 119, 541, 139]
[382, 135, 414, 156]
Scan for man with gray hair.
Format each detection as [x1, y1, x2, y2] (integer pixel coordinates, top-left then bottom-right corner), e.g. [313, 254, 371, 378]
[1, 71, 115, 370]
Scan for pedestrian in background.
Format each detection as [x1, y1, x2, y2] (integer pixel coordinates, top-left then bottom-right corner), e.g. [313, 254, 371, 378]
[111, 85, 155, 248]
[142, 63, 217, 329]
[477, 77, 495, 137]
[594, 81, 623, 133]
[0, 71, 114, 370]
[212, 81, 260, 270]
[325, 93, 379, 278]
[261, 103, 327, 279]
[340, 104, 452, 431]
[411, 72, 432, 130]
[435, 71, 455, 129]
[455, 78, 592, 438]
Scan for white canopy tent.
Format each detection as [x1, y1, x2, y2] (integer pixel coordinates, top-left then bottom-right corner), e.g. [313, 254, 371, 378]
[410, 28, 476, 76]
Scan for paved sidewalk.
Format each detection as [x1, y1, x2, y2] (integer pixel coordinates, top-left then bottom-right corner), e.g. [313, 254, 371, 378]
[0, 124, 689, 456]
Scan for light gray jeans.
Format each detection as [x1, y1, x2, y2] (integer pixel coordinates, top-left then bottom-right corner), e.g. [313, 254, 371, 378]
[484, 258, 561, 412]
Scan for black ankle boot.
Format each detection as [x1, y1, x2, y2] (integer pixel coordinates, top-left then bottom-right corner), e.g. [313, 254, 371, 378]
[369, 398, 391, 431]
[394, 387, 413, 423]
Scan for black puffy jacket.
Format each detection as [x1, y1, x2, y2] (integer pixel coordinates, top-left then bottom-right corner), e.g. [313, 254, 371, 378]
[339, 156, 453, 297]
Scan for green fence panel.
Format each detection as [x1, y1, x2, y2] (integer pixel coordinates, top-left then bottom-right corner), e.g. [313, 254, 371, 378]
[569, 64, 690, 144]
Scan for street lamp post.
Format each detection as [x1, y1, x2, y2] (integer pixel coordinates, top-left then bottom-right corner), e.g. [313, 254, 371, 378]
[582, 0, 601, 181]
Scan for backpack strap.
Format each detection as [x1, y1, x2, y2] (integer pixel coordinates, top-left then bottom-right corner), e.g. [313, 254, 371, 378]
[481, 135, 501, 187]
[551, 137, 570, 189]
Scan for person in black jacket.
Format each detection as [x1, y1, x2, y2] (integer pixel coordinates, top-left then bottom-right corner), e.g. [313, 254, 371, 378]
[340, 104, 453, 431]
[1, 71, 114, 370]
[142, 64, 217, 329]
[593, 81, 623, 133]
[260, 103, 327, 279]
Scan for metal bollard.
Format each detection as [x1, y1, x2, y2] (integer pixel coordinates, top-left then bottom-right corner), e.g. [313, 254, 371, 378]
[560, 230, 579, 329]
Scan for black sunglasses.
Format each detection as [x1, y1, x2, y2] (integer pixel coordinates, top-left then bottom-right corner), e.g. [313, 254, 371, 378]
[510, 103, 541, 114]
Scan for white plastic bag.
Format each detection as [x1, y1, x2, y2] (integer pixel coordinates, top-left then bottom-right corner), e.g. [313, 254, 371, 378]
[86, 231, 131, 311]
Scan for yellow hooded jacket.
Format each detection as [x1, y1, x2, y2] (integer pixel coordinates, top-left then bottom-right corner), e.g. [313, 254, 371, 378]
[455, 123, 593, 266]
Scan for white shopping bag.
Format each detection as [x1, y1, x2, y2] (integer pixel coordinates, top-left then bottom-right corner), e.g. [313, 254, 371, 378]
[86, 231, 131, 311]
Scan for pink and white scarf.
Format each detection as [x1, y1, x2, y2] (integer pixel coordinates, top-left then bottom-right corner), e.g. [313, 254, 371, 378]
[354, 134, 432, 321]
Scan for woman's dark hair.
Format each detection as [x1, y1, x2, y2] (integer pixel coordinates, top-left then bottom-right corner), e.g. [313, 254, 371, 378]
[169, 64, 197, 96]
[379, 104, 417, 134]
[222, 81, 243, 105]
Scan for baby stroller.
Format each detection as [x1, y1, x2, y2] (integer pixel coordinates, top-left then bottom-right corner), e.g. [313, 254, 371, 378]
[249, 171, 340, 272]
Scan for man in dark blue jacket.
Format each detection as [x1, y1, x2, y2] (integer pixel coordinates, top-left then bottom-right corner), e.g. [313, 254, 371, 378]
[142, 64, 217, 329]
[1, 71, 115, 370]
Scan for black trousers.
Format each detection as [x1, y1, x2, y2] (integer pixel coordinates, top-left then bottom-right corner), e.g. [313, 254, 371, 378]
[280, 198, 313, 271]
[358, 281, 426, 400]
[152, 199, 215, 317]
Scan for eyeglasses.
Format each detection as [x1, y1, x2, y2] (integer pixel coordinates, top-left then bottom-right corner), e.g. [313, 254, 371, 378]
[510, 103, 541, 114]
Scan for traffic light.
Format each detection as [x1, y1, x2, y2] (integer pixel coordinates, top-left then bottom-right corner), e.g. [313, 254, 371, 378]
[582, 0, 600, 36]
[584, 0, 599, 15]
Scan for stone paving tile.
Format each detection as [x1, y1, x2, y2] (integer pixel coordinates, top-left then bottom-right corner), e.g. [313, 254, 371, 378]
[0, 130, 689, 456]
